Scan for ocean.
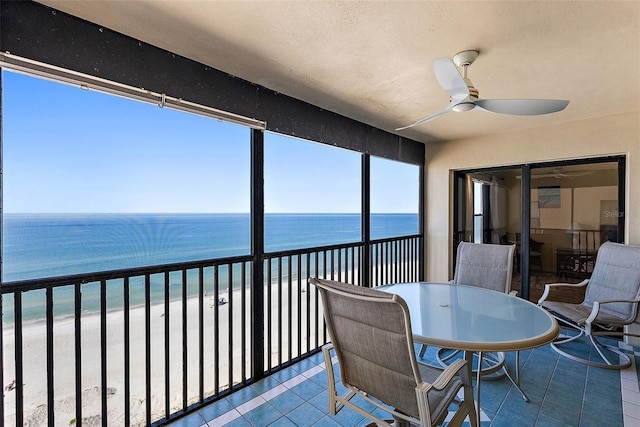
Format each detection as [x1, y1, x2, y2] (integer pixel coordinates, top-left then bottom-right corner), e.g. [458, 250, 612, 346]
[2, 213, 418, 321]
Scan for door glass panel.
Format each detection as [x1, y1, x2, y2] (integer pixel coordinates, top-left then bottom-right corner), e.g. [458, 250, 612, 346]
[486, 169, 522, 294]
[529, 162, 619, 303]
[473, 181, 483, 243]
[454, 169, 521, 292]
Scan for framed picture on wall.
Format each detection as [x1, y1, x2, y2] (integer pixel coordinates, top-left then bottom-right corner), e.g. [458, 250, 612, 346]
[538, 186, 561, 208]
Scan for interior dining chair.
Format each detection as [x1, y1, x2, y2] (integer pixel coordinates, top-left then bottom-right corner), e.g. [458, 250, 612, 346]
[514, 233, 544, 272]
[421, 242, 517, 380]
[529, 238, 544, 271]
[538, 241, 640, 369]
[310, 277, 477, 427]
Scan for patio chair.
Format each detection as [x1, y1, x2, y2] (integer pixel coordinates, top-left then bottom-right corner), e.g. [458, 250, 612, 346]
[420, 242, 517, 379]
[452, 242, 516, 294]
[310, 277, 477, 427]
[538, 241, 640, 369]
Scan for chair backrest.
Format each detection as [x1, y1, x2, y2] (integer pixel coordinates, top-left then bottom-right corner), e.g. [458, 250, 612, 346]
[530, 238, 544, 253]
[310, 278, 423, 419]
[453, 242, 515, 293]
[584, 242, 640, 323]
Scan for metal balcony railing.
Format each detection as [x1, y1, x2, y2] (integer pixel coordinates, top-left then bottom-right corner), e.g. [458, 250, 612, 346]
[0, 234, 422, 426]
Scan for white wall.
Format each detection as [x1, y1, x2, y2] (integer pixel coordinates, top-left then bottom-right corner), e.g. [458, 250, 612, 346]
[424, 110, 640, 282]
[573, 186, 618, 229]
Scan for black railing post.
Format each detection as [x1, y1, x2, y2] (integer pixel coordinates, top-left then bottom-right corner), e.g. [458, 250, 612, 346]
[14, 292, 23, 427]
[419, 164, 425, 281]
[144, 274, 152, 427]
[74, 284, 82, 425]
[46, 287, 54, 425]
[100, 280, 108, 427]
[124, 278, 131, 426]
[251, 128, 265, 379]
[618, 157, 626, 242]
[520, 165, 531, 300]
[362, 154, 371, 287]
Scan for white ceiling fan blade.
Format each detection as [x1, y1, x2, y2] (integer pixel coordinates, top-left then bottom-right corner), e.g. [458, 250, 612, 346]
[517, 174, 561, 179]
[564, 171, 593, 177]
[517, 171, 594, 179]
[433, 58, 469, 102]
[474, 99, 569, 116]
[395, 105, 454, 131]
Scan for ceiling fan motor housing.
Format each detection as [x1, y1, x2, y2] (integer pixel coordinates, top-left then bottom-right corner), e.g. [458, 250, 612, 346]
[453, 50, 479, 67]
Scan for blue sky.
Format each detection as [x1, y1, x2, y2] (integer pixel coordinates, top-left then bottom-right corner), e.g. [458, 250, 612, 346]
[3, 70, 419, 214]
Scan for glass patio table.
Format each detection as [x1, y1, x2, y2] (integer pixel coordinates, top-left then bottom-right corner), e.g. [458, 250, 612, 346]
[378, 282, 559, 424]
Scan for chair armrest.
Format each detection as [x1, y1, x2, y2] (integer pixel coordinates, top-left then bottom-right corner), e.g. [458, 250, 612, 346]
[424, 358, 469, 391]
[322, 343, 341, 416]
[586, 297, 640, 324]
[538, 279, 589, 305]
[322, 343, 336, 378]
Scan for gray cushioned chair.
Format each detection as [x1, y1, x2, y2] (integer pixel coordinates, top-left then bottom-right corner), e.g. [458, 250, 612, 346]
[310, 277, 477, 427]
[538, 241, 640, 369]
[420, 242, 517, 381]
[452, 242, 516, 294]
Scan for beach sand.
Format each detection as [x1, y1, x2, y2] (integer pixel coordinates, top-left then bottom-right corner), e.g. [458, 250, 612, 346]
[2, 263, 406, 426]
[2, 277, 324, 427]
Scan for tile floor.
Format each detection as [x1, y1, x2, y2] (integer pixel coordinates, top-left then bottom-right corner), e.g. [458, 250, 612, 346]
[168, 330, 640, 426]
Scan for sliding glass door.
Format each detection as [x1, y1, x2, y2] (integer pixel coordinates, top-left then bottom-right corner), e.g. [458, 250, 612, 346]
[527, 159, 623, 302]
[453, 156, 625, 302]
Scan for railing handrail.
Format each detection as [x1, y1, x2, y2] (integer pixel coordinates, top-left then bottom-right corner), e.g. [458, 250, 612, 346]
[370, 234, 422, 245]
[264, 234, 420, 258]
[0, 254, 254, 293]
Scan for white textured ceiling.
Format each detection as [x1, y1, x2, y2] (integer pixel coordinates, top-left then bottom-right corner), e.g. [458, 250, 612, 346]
[38, 1, 640, 143]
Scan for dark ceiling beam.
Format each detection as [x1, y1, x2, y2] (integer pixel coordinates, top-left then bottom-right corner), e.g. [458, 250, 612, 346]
[0, 1, 424, 165]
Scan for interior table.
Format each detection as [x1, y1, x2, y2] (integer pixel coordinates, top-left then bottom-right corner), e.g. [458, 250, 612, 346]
[555, 247, 597, 280]
[378, 282, 559, 424]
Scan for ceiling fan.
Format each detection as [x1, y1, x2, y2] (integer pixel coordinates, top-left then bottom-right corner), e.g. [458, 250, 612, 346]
[516, 169, 594, 179]
[396, 50, 569, 131]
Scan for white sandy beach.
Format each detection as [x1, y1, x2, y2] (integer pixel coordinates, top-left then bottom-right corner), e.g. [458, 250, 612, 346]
[2, 280, 319, 426]
[2, 263, 407, 426]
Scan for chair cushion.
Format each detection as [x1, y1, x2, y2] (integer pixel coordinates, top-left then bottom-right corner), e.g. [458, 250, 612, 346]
[584, 242, 640, 322]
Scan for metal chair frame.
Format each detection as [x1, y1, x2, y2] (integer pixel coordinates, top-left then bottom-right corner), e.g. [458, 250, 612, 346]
[538, 242, 640, 369]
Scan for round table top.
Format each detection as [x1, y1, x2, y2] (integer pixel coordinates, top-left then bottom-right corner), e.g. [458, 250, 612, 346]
[378, 282, 559, 352]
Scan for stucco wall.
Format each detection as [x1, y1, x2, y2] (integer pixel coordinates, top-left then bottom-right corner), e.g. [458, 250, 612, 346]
[424, 110, 640, 282]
